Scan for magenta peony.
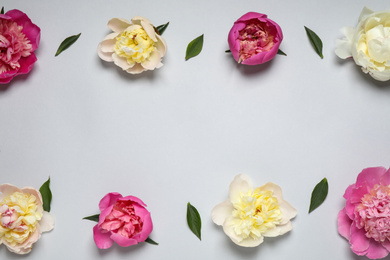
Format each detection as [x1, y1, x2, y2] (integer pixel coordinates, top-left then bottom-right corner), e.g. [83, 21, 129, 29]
[93, 192, 153, 249]
[228, 12, 283, 65]
[0, 9, 40, 84]
[338, 167, 390, 259]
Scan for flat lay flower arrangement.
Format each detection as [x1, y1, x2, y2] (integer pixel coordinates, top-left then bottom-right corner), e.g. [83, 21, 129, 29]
[1, 1, 390, 260]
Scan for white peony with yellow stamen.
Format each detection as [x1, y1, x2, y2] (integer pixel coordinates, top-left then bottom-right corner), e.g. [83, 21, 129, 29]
[0, 184, 54, 254]
[212, 174, 297, 247]
[98, 16, 167, 74]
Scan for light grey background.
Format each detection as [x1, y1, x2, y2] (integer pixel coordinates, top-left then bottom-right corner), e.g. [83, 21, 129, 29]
[1, 0, 390, 259]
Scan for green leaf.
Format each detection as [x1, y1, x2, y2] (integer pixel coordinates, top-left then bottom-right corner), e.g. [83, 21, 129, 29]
[187, 202, 201, 240]
[55, 33, 81, 56]
[83, 214, 100, 222]
[145, 237, 159, 245]
[39, 177, 52, 212]
[277, 49, 287, 56]
[309, 178, 328, 213]
[156, 22, 169, 35]
[185, 34, 204, 61]
[0, 7, 4, 15]
[225, 49, 231, 53]
[304, 26, 323, 58]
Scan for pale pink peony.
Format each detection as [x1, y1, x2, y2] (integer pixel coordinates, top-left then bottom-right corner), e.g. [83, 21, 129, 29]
[0, 9, 40, 84]
[97, 16, 167, 74]
[338, 167, 390, 259]
[228, 12, 283, 65]
[93, 192, 153, 249]
[0, 184, 54, 254]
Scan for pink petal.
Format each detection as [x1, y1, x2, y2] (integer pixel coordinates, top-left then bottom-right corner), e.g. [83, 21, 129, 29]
[350, 185, 369, 204]
[5, 9, 40, 51]
[99, 192, 122, 211]
[350, 224, 370, 254]
[236, 12, 268, 23]
[0, 184, 20, 199]
[356, 167, 387, 190]
[20, 187, 42, 205]
[380, 168, 390, 186]
[366, 240, 390, 259]
[338, 208, 352, 240]
[120, 196, 147, 207]
[16, 53, 38, 75]
[93, 225, 113, 249]
[131, 209, 153, 242]
[110, 232, 138, 247]
[98, 205, 114, 226]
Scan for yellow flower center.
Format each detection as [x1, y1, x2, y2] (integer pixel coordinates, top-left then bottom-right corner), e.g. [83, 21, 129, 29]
[113, 28, 156, 64]
[0, 192, 42, 246]
[231, 188, 282, 239]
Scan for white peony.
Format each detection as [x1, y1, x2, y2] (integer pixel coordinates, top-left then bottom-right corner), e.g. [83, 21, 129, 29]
[335, 7, 390, 81]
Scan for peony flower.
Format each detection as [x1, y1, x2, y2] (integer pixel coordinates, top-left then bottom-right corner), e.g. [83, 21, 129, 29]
[0, 184, 54, 254]
[335, 7, 390, 81]
[338, 167, 390, 259]
[0, 9, 40, 84]
[93, 192, 153, 249]
[212, 174, 297, 247]
[228, 12, 283, 65]
[97, 16, 167, 74]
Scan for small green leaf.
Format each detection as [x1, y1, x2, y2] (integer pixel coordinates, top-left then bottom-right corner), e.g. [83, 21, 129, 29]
[225, 49, 231, 53]
[0, 7, 4, 15]
[145, 237, 159, 245]
[187, 202, 201, 240]
[309, 178, 328, 213]
[304, 26, 323, 58]
[277, 49, 287, 56]
[83, 214, 100, 222]
[55, 33, 81, 56]
[156, 22, 169, 35]
[185, 34, 204, 61]
[39, 177, 52, 212]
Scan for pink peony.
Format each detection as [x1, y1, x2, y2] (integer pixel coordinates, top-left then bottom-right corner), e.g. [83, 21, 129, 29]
[228, 12, 283, 65]
[338, 167, 390, 259]
[0, 9, 40, 84]
[93, 192, 153, 249]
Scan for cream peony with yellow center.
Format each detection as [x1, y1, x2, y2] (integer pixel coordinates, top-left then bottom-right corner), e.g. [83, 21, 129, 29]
[0, 184, 54, 254]
[98, 16, 167, 74]
[212, 174, 297, 247]
[335, 7, 390, 81]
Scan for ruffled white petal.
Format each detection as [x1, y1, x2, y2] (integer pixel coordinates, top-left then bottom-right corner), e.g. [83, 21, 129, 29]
[39, 211, 55, 233]
[229, 174, 253, 203]
[108, 18, 131, 33]
[211, 199, 233, 225]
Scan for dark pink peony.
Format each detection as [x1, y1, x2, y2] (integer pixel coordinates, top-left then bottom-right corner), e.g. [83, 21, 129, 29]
[338, 167, 390, 259]
[0, 9, 40, 84]
[228, 12, 283, 65]
[93, 192, 153, 249]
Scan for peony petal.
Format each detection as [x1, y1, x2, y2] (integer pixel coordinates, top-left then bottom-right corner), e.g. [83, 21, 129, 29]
[229, 174, 253, 203]
[223, 216, 264, 247]
[259, 182, 283, 200]
[20, 187, 43, 206]
[0, 184, 20, 199]
[356, 167, 387, 190]
[97, 39, 116, 62]
[338, 208, 352, 240]
[358, 7, 375, 22]
[211, 199, 234, 226]
[381, 168, 390, 186]
[98, 205, 114, 226]
[236, 12, 268, 23]
[262, 222, 292, 237]
[112, 54, 133, 70]
[133, 209, 153, 242]
[365, 240, 390, 259]
[155, 35, 167, 56]
[110, 232, 138, 247]
[107, 18, 131, 33]
[5, 9, 40, 51]
[278, 200, 297, 224]
[141, 51, 161, 70]
[350, 185, 369, 204]
[6, 228, 39, 254]
[120, 196, 147, 207]
[99, 192, 122, 211]
[93, 225, 113, 249]
[126, 63, 145, 74]
[39, 211, 55, 233]
[350, 224, 370, 254]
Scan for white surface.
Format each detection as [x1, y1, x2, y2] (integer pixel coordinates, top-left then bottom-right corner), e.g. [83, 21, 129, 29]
[1, 0, 390, 259]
